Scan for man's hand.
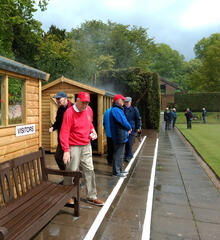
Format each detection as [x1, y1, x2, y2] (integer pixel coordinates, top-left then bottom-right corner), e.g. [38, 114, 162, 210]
[49, 127, 53, 133]
[63, 151, 70, 164]
[128, 129, 132, 135]
[90, 128, 97, 140]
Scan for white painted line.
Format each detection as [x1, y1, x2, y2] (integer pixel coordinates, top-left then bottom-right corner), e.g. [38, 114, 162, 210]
[141, 138, 159, 240]
[125, 136, 147, 172]
[83, 136, 147, 240]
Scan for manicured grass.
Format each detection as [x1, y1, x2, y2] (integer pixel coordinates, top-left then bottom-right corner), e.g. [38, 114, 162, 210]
[176, 112, 220, 124]
[176, 124, 220, 178]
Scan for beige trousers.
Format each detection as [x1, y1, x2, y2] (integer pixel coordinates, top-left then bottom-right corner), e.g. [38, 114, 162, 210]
[64, 144, 97, 200]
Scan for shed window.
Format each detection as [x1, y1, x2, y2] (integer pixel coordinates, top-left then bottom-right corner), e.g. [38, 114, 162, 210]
[0, 75, 26, 126]
[8, 77, 24, 125]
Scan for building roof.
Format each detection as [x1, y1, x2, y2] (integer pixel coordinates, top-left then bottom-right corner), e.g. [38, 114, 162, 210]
[42, 76, 107, 95]
[159, 76, 180, 89]
[0, 56, 50, 81]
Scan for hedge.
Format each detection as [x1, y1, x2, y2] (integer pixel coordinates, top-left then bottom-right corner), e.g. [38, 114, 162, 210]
[175, 92, 220, 112]
[98, 68, 161, 130]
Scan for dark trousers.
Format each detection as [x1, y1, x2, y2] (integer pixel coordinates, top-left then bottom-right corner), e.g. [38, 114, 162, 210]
[55, 142, 66, 170]
[187, 120, 192, 129]
[165, 120, 171, 130]
[107, 137, 114, 164]
[113, 143, 125, 175]
[173, 118, 176, 128]
[125, 134, 134, 160]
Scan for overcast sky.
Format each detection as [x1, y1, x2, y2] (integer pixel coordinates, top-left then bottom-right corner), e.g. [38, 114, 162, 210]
[34, 0, 220, 61]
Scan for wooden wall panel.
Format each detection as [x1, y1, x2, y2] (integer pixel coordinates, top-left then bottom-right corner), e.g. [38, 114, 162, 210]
[0, 76, 41, 162]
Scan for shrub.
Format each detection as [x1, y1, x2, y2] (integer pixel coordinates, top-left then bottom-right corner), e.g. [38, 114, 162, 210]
[98, 68, 160, 130]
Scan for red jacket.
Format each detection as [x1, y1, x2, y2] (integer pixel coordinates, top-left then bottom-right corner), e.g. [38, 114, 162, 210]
[60, 105, 94, 152]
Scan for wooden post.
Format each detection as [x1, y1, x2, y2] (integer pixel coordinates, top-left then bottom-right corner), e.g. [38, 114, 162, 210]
[97, 94, 104, 154]
[1, 75, 8, 126]
[39, 79, 42, 147]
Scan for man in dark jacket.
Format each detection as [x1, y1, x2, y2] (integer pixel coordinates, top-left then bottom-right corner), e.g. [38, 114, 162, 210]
[110, 94, 132, 178]
[202, 107, 207, 123]
[124, 97, 141, 162]
[185, 108, 193, 129]
[49, 91, 73, 170]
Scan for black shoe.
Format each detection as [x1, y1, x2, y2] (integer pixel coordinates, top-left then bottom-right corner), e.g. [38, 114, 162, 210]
[64, 203, 74, 208]
[124, 159, 130, 163]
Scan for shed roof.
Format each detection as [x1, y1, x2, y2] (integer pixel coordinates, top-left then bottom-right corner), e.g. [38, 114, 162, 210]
[0, 56, 50, 81]
[42, 76, 108, 95]
[159, 76, 182, 90]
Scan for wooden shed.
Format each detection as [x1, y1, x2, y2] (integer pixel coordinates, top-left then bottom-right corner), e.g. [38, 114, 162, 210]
[0, 56, 49, 162]
[42, 76, 113, 155]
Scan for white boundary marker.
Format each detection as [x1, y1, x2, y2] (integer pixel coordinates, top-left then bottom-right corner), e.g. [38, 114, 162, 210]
[141, 138, 159, 240]
[83, 136, 147, 240]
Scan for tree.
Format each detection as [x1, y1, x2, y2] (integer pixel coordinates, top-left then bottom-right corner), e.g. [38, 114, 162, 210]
[46, 25, 67, 41]
[194, 33, 220, 60]
[149, 43, 187, 88]
[35, 35, 77, 81]
[68, 20, 156, 83]
[192, 40, 220, 91]
[0, 0, 48, 63]
[190, 34, 220, 92]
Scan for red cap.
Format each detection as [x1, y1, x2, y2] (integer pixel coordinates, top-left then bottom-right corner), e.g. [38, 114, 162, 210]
[113, 94, 126, 102]
[78, 92, 90, 102]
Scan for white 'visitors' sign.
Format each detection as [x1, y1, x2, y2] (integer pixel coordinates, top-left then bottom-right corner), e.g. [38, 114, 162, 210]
[16, 124, 36, 137]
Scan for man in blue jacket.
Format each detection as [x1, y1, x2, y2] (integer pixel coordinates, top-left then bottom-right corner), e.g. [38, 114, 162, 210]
[110, 94, 132, 178]
[124, 97, 141, 162]
[103, 107, 113, 165]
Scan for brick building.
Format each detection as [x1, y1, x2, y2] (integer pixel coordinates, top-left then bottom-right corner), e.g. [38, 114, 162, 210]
[160, 77, 184, 109]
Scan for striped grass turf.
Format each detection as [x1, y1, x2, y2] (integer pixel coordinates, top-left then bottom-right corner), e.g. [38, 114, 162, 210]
[176, 124, 220, 178]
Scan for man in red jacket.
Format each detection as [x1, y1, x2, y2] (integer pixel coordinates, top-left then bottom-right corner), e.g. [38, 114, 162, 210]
[60, 91, 104, 206]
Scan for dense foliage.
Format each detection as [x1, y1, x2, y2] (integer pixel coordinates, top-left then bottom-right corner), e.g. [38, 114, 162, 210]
[98, 68, 160, 130]
[175, 92, 220, 112]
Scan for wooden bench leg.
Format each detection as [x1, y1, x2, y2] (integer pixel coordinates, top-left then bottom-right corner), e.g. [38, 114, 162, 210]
[74, 197, 79, 217]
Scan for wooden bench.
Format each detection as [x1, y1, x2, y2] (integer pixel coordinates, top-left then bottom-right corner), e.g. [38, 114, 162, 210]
[0, 147, 82, 240]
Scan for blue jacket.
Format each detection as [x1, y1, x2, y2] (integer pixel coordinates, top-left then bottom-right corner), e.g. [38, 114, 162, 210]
[125, 106, 141, 135]
[171, 111, 177, 119]
[103, 107, 112, 138]
[110, 103, 131, 144]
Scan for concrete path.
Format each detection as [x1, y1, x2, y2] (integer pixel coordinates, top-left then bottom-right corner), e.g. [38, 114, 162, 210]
[151, 126, 220, 240]
[32, 124, 220, 240]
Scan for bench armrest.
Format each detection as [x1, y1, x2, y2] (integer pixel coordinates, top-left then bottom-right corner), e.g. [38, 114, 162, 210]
[45, 168, 82, 178]
[0, 227, 8, 240]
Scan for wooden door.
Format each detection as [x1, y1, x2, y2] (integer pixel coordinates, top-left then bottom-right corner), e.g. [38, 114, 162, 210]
[50, 94, 75, 152]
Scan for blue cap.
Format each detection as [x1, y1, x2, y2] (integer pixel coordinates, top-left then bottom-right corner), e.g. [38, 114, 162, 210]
[53, 91, 67, 98]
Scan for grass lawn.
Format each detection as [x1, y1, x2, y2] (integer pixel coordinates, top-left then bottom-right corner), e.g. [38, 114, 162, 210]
[176, 124, 220, 178]
[176, 112, 220, 124]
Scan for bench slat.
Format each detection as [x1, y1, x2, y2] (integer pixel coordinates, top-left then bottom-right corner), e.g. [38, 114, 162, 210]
[5, 184, 75, 240]
[28, 162, 34, 188]
[0, 182, 54, 220]
[23, 163, 30, 191]
[17, 165, 25, 194]
[12, 168, 20, 198]
[32, 159, 39, 185]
